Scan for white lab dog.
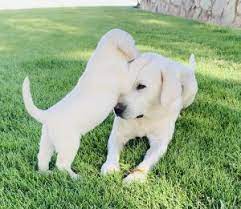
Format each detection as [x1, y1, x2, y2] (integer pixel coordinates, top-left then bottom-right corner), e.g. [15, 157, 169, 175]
[22, 29, 142, 179]
[101, 53, 198, 183]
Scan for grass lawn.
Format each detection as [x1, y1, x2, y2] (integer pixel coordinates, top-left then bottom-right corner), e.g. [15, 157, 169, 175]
[0, 6, 241, 209]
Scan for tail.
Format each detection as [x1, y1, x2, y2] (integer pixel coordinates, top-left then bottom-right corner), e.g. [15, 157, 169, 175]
[22, 77, 46, 123]
[182, 54, 198, 108]
[189, 54, 196, 70]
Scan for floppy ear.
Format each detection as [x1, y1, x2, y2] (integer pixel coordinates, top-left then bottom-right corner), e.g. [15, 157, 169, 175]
[118, 34, 139, 61]
[160, 69, 182, 110]
[117, 31, 139, 61]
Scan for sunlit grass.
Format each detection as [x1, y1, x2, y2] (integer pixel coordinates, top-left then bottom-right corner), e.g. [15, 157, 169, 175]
[7, 17, 80, 33]
[0, 6, 240, 209]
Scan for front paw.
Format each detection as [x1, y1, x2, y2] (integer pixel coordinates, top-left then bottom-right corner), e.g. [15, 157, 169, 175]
[38, 170, 52, 176]
[123, 168, 147, 184]
[101, 161, 120, 175]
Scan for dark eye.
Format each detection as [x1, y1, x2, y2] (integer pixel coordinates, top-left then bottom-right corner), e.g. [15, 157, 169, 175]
[136, 84, 146, 90]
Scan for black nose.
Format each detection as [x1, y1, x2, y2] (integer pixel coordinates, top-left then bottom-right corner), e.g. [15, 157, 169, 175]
[114, 103, 126, 117]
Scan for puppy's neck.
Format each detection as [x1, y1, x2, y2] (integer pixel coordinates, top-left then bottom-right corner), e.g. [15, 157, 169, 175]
[146, 105, 166, 120]
[146, 104, 180, 121]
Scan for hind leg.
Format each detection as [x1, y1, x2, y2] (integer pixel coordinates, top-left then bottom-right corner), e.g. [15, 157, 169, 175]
[55, 133, 80, 179]
[38, 125, 54, 172]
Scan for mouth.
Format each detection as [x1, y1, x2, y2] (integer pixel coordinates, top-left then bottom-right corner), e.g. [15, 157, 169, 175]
[116, 115, 124, 119]
[117, 114, 144, 120]
[128, 58, 135, 64]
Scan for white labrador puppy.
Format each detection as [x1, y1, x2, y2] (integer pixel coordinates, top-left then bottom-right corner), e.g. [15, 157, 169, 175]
[101, 53, 198, 183]
[22, 29, 143, 179]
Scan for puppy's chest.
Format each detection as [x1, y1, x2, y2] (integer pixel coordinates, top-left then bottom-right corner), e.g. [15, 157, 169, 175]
[131, 119, 158, 138]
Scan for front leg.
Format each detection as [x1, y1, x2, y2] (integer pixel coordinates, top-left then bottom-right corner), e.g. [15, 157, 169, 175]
[124, 120, 176, 183]
[124, 139, 169, 183]
[101, 125, 128, 175]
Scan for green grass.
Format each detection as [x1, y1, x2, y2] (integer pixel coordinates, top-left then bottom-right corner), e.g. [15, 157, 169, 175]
[0, 6, 241, 209]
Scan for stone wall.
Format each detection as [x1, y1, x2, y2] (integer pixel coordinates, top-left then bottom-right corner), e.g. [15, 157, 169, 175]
[140, 0, 241, 27]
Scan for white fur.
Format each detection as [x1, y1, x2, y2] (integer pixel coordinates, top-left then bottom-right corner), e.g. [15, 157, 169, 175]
[101, 53, 198, 183]
[22, 29, 141, 178]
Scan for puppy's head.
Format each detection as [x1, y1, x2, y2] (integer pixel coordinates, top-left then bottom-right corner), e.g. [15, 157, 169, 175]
[114, 53, 189, 119]
[98, 29, 139, 62]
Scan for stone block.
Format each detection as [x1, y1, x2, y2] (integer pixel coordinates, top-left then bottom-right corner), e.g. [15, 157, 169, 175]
[237, 0, 241, 15]
[212, 0, 226, 16]
[180, 7, 186, 17]
[168, 4, 180, 15]
[171, 0, 182, 6]
[234, 14, 241, 26]
[221, 0, 236, 24]
[140, 0, 241, 27]
[193, 7, 202, 19]
[183, 0, 193, 11]
[194, 0, 201, 7]
[200, 0, 212, 10]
